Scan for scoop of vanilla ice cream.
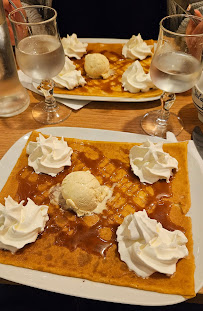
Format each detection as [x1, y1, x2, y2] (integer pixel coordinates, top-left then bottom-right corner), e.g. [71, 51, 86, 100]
[61, 170, 112, 216]
[84, 53, 111, 79]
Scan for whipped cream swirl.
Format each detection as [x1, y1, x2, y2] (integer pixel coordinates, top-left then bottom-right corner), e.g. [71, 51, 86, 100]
[116, 210, 188, 278]
[61, 33, 88, 59]
[53, 56, 86, 90]
[122, 34, 153, 60]
[0, 196, 49, 253]
[129, 140, 178, 184]
[122, 60, 156, 93]
[26, 134, 73, 177]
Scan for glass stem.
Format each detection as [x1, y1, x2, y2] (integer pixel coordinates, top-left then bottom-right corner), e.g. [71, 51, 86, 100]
[157, 92, 176, 126]
[40, 79, 57, 111]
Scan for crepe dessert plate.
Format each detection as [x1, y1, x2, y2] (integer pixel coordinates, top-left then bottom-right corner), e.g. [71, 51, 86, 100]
[33, 38, 162, 102]
[0, 127, 202, 307]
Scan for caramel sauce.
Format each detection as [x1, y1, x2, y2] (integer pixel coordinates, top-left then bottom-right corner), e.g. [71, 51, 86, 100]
[72, 45, 132, 95]
[53, 215, 117, 257]
[53, 41, 162, 100]
[16, 142, 183, 257]
[149, 201, 184, 232]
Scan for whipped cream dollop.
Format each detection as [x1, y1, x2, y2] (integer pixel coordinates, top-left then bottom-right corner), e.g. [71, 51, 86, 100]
[61, 170, 113, 217]
[122, 60, 156, 93]
[122, 34, 153, 60]
[129, 140, 178, 184]
[116, 210, 188, 278]
[61, 33, 88, 59]
[26, 134, 73, 177]
[53, 56, 86, 90]
[0, 196, 49, 253]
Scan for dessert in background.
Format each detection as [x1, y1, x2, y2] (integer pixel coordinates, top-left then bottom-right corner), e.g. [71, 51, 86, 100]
[26, 134, 73, 176]
[61, 170, 113, 216]
[53, 56, 86, 90]
[117, 210, 188, 278]
[122, 60, 156, 93]
[84, 53, 112, 79]
[129, 140, 178, 183]
[0, 196, 49, 253]
[54, 41, 162, 99]
[61, 33, 88, 59]
[122, 34, 153, 60]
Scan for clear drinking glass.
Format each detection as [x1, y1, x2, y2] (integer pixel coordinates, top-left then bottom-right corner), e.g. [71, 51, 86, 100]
[141, 14, 203, 138]
[9, 5, 71, 124]
[0, 0, 29, 117]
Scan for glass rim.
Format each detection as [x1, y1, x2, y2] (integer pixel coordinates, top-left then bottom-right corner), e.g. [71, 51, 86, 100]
[160, 14, 203, 37]
[8, 5, 57, 26]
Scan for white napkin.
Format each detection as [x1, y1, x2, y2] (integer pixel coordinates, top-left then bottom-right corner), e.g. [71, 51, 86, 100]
[18, 70, 90, 111]
[166, 131, 177, 142]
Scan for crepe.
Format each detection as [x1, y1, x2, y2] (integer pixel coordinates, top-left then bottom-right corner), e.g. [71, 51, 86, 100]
[0, 131, 195, 297]
[54, 41, 163, 99]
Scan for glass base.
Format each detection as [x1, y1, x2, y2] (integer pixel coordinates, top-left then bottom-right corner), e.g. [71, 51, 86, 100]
[141, 110, 184, 138]
[32, 101, 71, 125]
[0, 87, 30, 117]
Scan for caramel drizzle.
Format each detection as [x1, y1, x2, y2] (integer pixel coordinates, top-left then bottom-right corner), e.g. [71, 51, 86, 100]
[16, 142, 182, 257]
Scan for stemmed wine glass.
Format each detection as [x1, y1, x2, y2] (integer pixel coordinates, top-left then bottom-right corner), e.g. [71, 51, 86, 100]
[9, 5, 71, 124]
[141, 14, 203, 138]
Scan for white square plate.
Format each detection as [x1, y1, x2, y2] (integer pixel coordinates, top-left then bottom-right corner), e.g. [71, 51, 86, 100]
[0, 127, 202, 306]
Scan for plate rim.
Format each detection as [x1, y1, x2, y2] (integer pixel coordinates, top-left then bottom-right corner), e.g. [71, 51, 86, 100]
[0, 127, 202, 306]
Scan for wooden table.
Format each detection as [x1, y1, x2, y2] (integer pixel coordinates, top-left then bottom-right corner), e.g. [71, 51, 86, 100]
[0, 89, 203, 302]
[1, 90, 203, 159]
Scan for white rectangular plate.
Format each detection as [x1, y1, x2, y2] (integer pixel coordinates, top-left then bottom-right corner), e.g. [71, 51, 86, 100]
[0, 127, 202, 306]
[33, 38, 161, 102]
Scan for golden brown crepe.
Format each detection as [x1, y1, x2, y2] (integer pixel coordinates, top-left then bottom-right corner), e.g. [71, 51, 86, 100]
[54, 41, 162, 99]
[0, 131, 195, 297]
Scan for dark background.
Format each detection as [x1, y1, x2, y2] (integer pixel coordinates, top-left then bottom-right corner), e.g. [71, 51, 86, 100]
[1, 283, 203, 311]
[53, 1, 167, 40]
